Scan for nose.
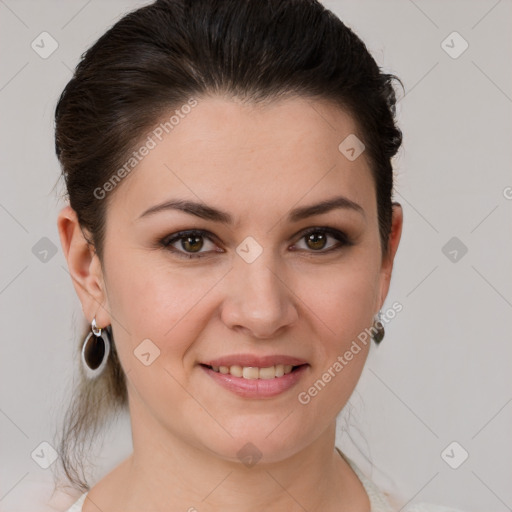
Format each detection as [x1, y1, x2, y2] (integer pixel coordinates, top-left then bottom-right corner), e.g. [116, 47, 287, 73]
[220, 250, 299, 340]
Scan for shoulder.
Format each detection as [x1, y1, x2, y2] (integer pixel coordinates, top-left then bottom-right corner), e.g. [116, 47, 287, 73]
[402, 505, 467, 512]
[63, 455, 130, 511]
[63, 492, 88, 512]
[337, 448, 467, 512]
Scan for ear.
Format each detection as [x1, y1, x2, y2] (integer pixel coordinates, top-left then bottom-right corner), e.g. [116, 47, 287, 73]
[57, 205, 111, 328]
[377, 202, 403, 310]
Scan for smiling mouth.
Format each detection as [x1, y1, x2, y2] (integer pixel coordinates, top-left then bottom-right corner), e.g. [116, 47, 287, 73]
[200, 363, 306, 379]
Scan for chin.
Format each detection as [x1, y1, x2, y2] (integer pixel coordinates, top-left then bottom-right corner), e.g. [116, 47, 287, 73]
[195, 415, 320, 466]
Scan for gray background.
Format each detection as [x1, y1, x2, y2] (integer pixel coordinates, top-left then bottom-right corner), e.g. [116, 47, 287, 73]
[0, 1, 511, 511]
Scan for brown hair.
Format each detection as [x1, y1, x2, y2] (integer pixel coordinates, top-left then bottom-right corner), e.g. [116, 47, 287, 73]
[53, 0, 403, 493]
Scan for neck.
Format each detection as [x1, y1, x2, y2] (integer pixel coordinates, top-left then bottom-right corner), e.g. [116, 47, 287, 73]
[112, 408, 370, 512]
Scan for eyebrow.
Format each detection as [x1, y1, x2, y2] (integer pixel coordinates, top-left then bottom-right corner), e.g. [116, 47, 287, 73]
[137, 195, 365, 224]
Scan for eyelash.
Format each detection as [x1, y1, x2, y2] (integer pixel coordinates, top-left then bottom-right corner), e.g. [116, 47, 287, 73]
[159, 227, 353, 260]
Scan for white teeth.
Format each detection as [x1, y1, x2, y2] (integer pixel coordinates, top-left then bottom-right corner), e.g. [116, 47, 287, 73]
[259, 366, 277, 380]
[242, 367, 259, 379]
[209, 364, 297, 379]
[230, 365, 243, 377]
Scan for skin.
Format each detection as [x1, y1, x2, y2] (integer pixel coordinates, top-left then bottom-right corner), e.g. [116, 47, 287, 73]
[58, 95, 402, 512]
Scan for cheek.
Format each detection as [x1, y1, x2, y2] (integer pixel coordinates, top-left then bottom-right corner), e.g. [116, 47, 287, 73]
[290, 253, 380, 395]
[294, 254, 381, 342]
[104, 253, 224, 360]
[103, 256, 223, 415]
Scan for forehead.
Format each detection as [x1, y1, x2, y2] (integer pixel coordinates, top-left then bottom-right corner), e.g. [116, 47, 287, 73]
[107, 95, 376, 226]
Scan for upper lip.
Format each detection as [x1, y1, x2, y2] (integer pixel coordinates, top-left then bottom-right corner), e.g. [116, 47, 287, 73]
[202, 354, 308, 368]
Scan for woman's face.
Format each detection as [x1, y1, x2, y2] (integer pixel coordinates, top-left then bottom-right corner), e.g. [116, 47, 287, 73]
[75, 95, 401, 463]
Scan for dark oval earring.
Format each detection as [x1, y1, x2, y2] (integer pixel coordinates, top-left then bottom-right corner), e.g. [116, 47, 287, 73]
[81, 317, 111, 379]
[372, 312, 385, 344]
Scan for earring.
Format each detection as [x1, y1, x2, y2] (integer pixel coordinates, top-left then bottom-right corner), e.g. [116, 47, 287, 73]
[372, 311, 385, 344]
[81, 317, 111, 379]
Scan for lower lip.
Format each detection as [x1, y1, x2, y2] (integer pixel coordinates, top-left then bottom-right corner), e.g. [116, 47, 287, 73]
[200, 364, 308, 399]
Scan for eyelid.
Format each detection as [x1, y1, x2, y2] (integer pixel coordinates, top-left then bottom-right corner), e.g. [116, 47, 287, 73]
[161, 228, 218, 246]
[294, 226, 350, 243]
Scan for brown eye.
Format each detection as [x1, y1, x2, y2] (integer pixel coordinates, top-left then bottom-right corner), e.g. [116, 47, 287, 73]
[181, 235, 204, 253]
[161, 229, 220, 259]
[305, 232, 328, 250]
[292, 227, 351, 254]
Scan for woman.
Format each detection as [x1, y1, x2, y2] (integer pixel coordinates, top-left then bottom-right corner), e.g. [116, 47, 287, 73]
[55, 1, 463, 510]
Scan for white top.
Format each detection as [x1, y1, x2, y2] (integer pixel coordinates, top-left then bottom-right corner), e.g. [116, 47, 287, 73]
[64, 450, 466, 512]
